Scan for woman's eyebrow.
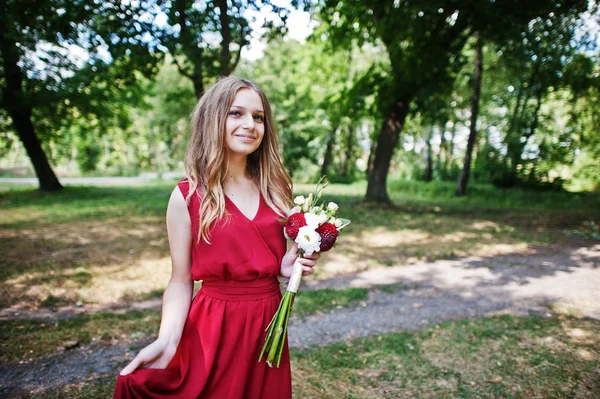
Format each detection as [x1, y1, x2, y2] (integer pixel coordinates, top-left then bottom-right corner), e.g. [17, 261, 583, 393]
[231, 105, 264, 113]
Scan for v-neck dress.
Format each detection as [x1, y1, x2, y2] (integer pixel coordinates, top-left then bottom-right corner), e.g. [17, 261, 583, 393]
[114, 178, 291, 399]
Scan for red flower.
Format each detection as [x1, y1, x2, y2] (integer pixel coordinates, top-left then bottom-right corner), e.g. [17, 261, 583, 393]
[285, 212, 307, 240]
[316, 223, 338, 251]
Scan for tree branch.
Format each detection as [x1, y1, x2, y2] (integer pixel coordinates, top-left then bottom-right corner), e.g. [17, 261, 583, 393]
[225, 25, 247, 76]
[171, 55, 193, 80]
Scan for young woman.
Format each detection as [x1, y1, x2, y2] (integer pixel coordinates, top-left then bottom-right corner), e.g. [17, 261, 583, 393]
[114, 77, 321, 398]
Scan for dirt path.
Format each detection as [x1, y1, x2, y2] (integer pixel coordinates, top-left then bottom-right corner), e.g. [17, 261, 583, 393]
[1, 243, 599, 397]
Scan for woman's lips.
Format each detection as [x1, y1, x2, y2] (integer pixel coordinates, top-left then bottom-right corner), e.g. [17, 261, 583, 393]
[235, 134, 256, 142]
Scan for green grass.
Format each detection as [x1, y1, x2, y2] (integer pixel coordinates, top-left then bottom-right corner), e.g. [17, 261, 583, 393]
[292, 314, 600, 398]
[1, 180, 177, 228]
[294, 287, 369, 317]
[27, 313, 600, 398]
[387, 179, 600, 212]
[0, 310, 160, 364]
[3, 179, 596, 228]
[32, 376, 116, 399]
[1, 179, 597, 397]
[1, 179, 597, 310]
[0, 287, 367, 364]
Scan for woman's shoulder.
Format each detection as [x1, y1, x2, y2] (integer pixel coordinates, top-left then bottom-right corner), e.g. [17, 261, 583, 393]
[176, 177, 190, 198]
[176, 177, 204, 201]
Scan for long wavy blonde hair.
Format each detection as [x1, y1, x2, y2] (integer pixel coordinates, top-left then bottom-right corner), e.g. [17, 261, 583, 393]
[184, 76, 293, 244]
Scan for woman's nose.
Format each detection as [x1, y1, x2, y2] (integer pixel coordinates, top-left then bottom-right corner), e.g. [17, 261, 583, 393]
[242, 114, 255, 129]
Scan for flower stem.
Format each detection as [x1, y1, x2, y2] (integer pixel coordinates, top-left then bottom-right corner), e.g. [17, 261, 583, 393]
[259, 255, 304, 367]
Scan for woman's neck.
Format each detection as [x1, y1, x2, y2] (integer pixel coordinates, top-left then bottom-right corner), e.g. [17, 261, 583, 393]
[226, 155, 249, 183]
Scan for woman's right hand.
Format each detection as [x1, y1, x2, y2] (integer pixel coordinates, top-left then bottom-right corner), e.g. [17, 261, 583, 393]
[119, 338, 177, 376]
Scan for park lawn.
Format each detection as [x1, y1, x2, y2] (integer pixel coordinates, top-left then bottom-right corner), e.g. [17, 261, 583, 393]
[0, 286, 374, 364]
[34, 313, 600, 398]
[1, 179, 598, 310]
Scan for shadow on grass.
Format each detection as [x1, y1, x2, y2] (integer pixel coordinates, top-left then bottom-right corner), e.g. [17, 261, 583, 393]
[1, 180, 598, 311]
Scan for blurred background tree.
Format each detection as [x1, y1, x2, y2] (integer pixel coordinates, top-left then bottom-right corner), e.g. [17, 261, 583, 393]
[1, 0, 598, 196]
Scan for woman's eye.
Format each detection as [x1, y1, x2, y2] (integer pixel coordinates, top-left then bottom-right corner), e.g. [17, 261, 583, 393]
[254, 115, 264, 122]
[229, 110, 241, 116]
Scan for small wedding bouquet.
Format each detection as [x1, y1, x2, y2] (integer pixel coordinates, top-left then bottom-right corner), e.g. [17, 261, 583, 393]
[259, 177, 350, 367]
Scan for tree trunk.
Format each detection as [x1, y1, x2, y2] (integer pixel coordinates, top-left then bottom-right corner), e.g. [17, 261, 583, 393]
[447, 122, 456, 172]
[366, 136, 377, 180]
[456, 35, 483, 196]
[0, 22, 62, 191]
[366, 98, 410, 202]
[424, 125, 434, 182]
[192, 76, 204, 99]
[340, 125, 355, 177]
[513, 87, 544, 174]
[173, 0, 205, 98]
[10, 108, 63, 191]
[320, 125, 338, 178]
[216, 0, 232, 71]
[438, 124, 446, 173]
[505, 61, 540, 180]
[528, 88, 543, 139]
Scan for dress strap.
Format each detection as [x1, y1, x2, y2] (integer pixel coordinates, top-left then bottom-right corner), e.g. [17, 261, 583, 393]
[177, 178, 190, 198]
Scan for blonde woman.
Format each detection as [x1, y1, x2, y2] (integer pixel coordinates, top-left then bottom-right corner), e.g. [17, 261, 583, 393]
[114, 77, 320, 398]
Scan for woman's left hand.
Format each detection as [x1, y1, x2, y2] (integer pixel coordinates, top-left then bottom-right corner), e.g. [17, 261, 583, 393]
[280, 242, 321, 278]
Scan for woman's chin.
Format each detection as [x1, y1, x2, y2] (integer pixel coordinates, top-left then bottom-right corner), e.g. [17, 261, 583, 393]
[227, 146, 259, 157]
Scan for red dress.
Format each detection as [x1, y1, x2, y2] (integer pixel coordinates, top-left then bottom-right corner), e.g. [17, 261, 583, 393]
[114, 179, 292, 399]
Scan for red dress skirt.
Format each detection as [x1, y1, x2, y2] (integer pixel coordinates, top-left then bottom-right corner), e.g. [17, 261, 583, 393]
[114, 179, 292, 398]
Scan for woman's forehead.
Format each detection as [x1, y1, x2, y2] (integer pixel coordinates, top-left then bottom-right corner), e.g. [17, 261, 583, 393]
[231, 89, 264, 111]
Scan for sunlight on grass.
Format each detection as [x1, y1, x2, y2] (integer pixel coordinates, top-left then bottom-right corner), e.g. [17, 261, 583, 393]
[292, 314, 600, 398]
[0, 286, 365, 364]
[7, 313, 599, 398]
[2, 257, 171, 308]
[1, 179, 597, 309]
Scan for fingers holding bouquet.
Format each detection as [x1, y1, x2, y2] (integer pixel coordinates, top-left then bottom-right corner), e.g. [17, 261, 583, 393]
[298, 251, 320, 276]
[280, 242, 322, 277]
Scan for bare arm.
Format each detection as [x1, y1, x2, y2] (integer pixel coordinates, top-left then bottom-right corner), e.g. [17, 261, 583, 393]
[120, 187, 193, 375]
[157, 186, 194, 347]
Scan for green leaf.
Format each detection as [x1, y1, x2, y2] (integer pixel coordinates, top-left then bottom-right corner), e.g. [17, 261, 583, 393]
[336, 218, 352, 231]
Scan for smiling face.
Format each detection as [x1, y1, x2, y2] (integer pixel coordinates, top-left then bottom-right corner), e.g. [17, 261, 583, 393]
[225, 88, 265, 158]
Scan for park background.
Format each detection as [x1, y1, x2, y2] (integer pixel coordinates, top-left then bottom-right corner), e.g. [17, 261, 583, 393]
[1, 0, 599, 397]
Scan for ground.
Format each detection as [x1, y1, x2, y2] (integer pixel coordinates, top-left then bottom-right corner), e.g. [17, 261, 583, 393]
[1, 243, 598, 397]
[1, 180, 598, 397]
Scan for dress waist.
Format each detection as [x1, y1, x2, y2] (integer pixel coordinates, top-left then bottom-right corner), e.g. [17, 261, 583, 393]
[199, 277, 281, 301]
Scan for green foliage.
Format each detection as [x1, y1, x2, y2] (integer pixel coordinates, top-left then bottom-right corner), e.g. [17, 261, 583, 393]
[239, 36, 381, 180]
[75, 134, 102, 174]
[157, 0, 299, 96]
[387, 178, 599, 211]
[1, 0, 598, 195]
[564, 220, 600, 240]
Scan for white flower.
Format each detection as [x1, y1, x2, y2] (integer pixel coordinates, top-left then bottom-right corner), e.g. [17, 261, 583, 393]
[317, 212, 329, 224]
[294, 196, 305, 205]
[328, 216, 336, 225]
[306, 193, 313, 206]
[289, 206, 301, 215]
[302, 201, 310, 212]
[295, 226, 321, 256]
[334, 218, 342, 228]
[304, 212, 320, 229]
[327, 202, 339, 212]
